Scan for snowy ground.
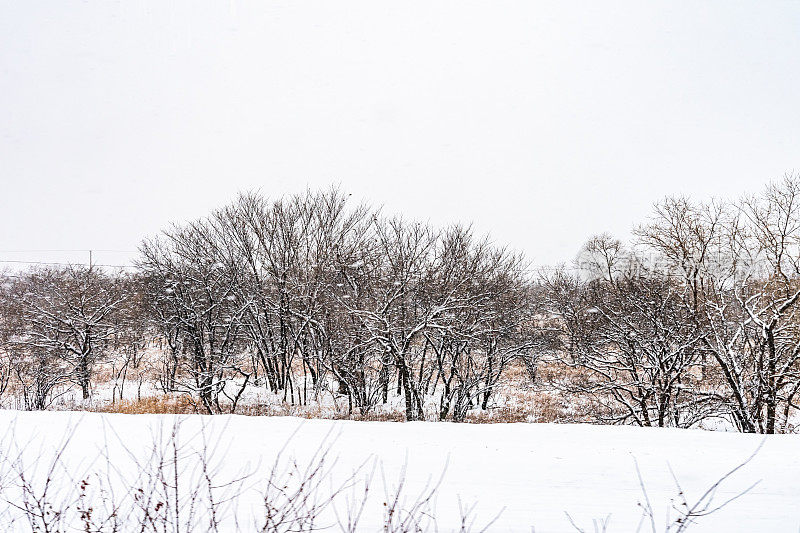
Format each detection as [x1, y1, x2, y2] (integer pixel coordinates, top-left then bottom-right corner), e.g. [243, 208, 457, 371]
[0, 411, 796, 532]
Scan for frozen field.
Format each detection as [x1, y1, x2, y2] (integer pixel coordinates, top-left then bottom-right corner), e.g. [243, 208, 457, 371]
[0, 411, 796, 532]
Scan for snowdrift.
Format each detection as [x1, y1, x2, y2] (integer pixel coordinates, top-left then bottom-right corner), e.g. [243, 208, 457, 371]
[0, 411, 795, 532]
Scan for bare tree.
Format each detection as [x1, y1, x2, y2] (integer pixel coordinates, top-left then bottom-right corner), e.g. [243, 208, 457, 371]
[139, 222, 250, 414]
[4, 266, 127, 407]
[556, 265, 714, 427]
[637, 176, 800, 432]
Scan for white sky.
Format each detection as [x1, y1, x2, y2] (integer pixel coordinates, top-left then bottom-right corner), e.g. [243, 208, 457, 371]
[1, 1, 799, 269]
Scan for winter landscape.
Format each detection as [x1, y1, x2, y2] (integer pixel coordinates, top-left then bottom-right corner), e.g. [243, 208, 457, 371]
[2, 1, 800, 531]
[3, 180, 800, 531]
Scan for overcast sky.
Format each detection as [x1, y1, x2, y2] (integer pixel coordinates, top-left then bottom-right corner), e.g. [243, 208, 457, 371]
[1, 1, 799, 269]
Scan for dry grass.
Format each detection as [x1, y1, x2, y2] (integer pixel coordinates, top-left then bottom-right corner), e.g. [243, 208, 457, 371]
[76, 358, 602, 424]
[236, 401, 408, 422]
[90, 394, 410, 422]
[93, 395, 200, 415]
[465, 407, 532, 424]
[35, 355, 732, 427]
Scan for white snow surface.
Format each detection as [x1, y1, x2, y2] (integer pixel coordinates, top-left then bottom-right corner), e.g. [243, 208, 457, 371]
[0, 411, 797, 532]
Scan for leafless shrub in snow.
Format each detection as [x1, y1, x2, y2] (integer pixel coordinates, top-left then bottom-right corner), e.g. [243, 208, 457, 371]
[563, 444, 762, 533]
[0, 418, 502, 532]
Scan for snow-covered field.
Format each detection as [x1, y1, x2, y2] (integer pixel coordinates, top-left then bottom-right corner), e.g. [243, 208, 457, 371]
[0, 411, 796, 532]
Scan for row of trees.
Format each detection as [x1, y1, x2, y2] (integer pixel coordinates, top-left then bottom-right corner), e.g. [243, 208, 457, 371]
[136, 189, 540, 420]
[545, 176, 800, 433]
[0, 189, 540, 421]
[2, 179, 800, 432]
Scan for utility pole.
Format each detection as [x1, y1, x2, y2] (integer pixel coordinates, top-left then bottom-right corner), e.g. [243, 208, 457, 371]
[89, 249, 93, 269]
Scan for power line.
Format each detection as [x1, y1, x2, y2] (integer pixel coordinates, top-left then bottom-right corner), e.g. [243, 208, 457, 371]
[0, 249, 136, 253]
[0, 253, 581, 274]
[0, 259, 134, 268]
[0, 259, 576, 275]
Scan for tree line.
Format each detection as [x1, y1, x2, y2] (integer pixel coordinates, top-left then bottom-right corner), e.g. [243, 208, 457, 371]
[2, 179, 800, 433]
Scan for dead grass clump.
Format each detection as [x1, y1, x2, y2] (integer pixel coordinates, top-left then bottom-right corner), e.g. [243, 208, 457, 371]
[237, 401, 408, 422]
[95, 395, 200, 415]
[537, 360, 592, 385]
[529, 392, 573, 423]
[465, 407, 532, 424]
